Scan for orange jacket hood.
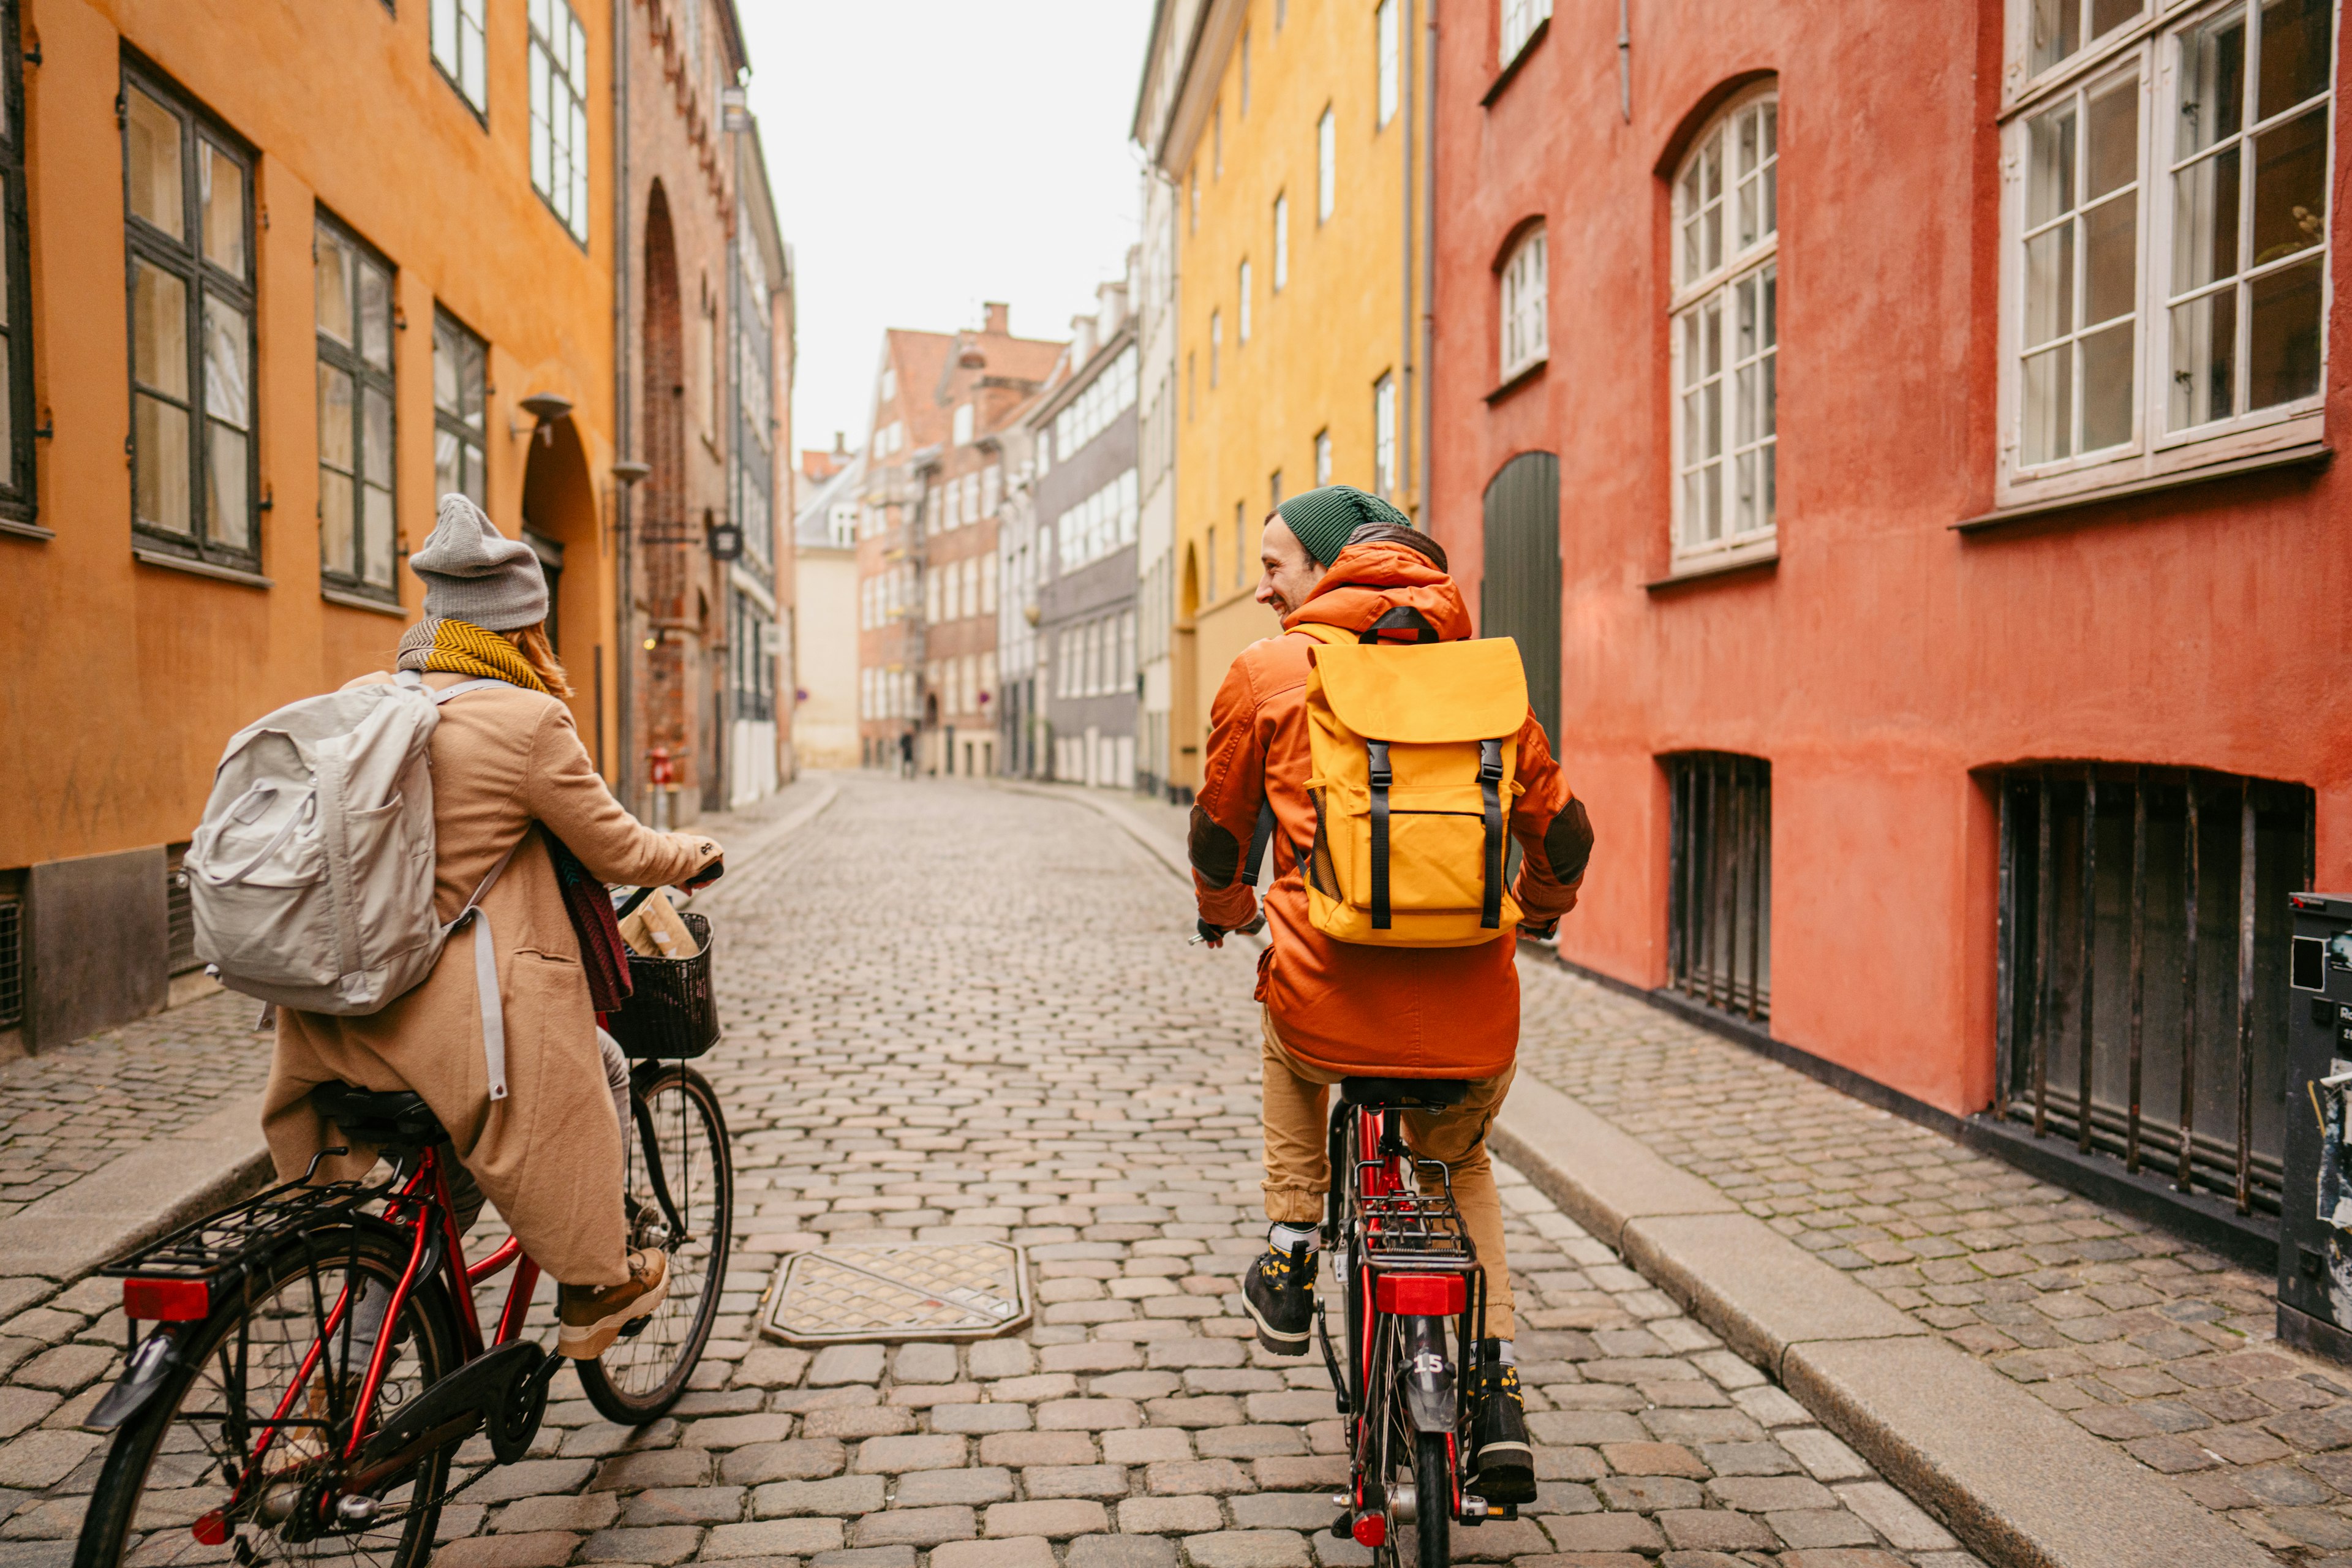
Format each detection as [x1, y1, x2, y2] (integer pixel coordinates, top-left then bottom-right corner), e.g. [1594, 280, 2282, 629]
[1283, 541, 1475, 643]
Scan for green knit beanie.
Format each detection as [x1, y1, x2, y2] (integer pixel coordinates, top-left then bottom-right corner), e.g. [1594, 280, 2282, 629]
[1274, 484, 1411, 567]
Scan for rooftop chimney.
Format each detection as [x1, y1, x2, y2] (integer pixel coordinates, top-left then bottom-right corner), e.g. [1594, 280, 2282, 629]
[983, 301, 1009, 336]
[832, 430, 848, 454]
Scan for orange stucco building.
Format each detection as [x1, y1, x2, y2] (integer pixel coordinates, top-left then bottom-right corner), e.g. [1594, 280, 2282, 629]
[0, 0, 786, 1054]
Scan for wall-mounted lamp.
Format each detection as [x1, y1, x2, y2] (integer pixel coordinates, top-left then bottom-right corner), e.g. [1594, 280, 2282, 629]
[513, 391, 574, 447]
[612, 459, 652, 486]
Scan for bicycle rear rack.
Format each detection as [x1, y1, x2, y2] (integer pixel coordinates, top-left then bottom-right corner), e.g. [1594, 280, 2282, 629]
[1352, 1157, 1476, 1270]
[99, 1152, 397, 1297]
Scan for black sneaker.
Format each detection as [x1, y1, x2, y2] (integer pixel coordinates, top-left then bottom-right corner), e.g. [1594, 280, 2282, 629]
[1242, 1241, 1314, 1356]
[1468, 1346, 1535, 1505]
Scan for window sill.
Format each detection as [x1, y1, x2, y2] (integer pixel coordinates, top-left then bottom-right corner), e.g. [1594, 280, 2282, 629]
[322, 586, 407, 617]
[133, 545, 271, 589]
[1646, 544, 1779, 593]
[1958, 441, 2332, 533]
[0, 517, 51, 542]
[1480, 17, 1549, 107]
[1484, 359, 1547, 405]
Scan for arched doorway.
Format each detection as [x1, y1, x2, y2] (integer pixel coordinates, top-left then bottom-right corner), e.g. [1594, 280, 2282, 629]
[638, 183, 692, 823]
[1482, 452, 1561, 748]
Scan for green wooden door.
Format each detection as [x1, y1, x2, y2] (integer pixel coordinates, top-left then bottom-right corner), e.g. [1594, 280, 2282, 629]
[1480, 452, 1561, 748]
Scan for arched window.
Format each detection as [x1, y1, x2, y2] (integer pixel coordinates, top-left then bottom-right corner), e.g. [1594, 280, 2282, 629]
[1670, 85, 1778, 566]
[1499, 225, 1548, 382]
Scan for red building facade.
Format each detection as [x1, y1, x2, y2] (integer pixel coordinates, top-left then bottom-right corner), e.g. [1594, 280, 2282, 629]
[1433, 0, 2348, 1233]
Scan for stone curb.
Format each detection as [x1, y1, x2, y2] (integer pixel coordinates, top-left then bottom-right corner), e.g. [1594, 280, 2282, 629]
[1490, 1042, 2274, 1568]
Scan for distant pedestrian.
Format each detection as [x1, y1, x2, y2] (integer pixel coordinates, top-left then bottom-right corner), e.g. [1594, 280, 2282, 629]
[899, 729, 916, 778]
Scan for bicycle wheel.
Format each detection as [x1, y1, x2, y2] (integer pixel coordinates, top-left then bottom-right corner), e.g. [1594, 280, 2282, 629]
[1404, 1431, 1451, 1568]
[575, 1061, 734, 1423]
[75, 1223, 461, 1568]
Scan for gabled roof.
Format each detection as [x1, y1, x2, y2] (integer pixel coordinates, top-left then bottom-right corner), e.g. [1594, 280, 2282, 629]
[793, 448, 865, 549]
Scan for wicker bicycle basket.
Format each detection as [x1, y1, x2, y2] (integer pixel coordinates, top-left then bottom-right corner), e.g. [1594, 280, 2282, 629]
[606, 910, 720, 1059]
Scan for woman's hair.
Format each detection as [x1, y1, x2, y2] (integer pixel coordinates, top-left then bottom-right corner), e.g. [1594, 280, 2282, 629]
[1344, 521, 1449, 573]
[508, 623, 575, 698]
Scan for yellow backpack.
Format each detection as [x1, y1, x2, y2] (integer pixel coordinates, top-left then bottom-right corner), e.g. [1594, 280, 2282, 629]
[1292, 612, 1529, 948]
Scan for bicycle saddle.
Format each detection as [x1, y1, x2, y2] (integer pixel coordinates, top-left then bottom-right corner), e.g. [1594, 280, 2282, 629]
[309, 1082, 448, 1149]
[1340, 1077, 1471, 1108]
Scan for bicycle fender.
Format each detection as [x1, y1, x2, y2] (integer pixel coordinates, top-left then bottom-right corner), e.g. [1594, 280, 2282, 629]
[1400, 1315, 1455, 1434]
[86, 1324, 187, 1433]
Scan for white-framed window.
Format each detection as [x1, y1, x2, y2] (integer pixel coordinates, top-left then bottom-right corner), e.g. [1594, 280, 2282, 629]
[1997, 0, 2335, 508]
[431, 0, 488, 115]
[952, 402, 974, 446]
[1377, 0, 1400, 126]
[1238, 260, 1253, 344]
[527, 0, 589, 244]
[1500, 224, 1548, 380]
[1317, 107, 1336, 222]
[1670, 86, 1779, 567]
[1210, 309, 1222, 386]
[1273, 194, 1289, 291]
[1373, 374, 1396, 499]
[1315, 429, 1332, 486]
[1501, 0, 1553, 66]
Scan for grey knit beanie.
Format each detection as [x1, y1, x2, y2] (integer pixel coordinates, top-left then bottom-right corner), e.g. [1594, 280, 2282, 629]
[410, 494, 548, 630]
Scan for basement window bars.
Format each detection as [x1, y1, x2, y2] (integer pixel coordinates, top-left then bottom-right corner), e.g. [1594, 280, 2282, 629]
[1996, 765, 2315, 1216]
[1665, 752, 1772, 1023]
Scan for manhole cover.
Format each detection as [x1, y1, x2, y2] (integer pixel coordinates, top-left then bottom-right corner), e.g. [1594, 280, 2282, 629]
[761, 1241, 1032, 1344]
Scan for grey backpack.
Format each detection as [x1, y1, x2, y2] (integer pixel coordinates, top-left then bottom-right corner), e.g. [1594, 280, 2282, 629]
[187, 673, 525, 1098]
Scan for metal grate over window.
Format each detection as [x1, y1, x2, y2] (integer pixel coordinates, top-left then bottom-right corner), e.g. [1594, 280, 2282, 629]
[166, 843, 199, 977]
[0, 896, 20, 1030]
[1665, 752, 1772, 1023]
[1997, 765, 2315, 1216]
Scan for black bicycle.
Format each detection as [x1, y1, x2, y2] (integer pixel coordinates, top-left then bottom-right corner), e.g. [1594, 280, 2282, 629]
[71, 884, 733, 1568]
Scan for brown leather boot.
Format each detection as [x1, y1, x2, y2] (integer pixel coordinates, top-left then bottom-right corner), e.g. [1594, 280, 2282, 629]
[556, 1248, 669, 1359]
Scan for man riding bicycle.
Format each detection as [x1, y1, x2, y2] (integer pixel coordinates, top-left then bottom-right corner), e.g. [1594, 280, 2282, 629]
[1189, 484, 1593, 1510]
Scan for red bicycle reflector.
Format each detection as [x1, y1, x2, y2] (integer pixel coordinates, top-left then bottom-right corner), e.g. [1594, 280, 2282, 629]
[1374, 1272, 1466, 1315]
[124, 1278, 209, 1321]
[1352, 1515, 1387, 1548]
[191, 1509, 228, 1546]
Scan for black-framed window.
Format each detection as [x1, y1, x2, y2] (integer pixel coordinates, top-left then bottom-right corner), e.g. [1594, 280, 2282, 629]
[0, 0, 33, 525]
[529, 0, 589, 244]
[124, 64, 257, 568]
[315, 215, 396, 597]
[431, 0, 488, 117]
[433, 307, 486, 508]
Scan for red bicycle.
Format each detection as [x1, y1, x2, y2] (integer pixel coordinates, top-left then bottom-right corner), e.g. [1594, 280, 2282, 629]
[1319, 1077, 1512, 1568]
[71, 890, 733, 1568]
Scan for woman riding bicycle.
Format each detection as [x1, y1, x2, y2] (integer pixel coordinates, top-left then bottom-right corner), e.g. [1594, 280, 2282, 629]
[258, 494, 723, 1360]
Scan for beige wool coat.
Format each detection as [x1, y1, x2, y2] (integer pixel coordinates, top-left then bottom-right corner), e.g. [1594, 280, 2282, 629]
[262, 672, 720, 1287]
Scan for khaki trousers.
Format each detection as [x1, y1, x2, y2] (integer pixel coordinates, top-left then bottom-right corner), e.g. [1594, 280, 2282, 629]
[1257, 1008, 1517, 1341]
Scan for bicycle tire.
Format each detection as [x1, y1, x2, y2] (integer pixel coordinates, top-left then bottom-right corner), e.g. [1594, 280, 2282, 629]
[1408, 1430, 1451, 1568]
[575, 1061, 734, 1423]
[74, 1221, 461, 1568]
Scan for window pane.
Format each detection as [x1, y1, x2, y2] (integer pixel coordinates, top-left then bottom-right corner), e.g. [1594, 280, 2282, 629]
[2084, 74, 2136, 201]
[1702, 298, 1722, 379]
[363, 386, 392, 486]
[2031, 0, 2083, 72]
[2078, 320, 2134, 449]
[462, 337, 485, 426]
[320, 467, 355, 576]
[0, 338, 13, 459]
[435, 427, 462, 500]
[362, 484, 395, 587]
[2250, 107, 2326, 266]
[134, 394, 191, 533]
[208, 423, 249, 552]
[360, 263, 392, 372]
[315, 231, 352, 343]
[2090, 0, 2139, 37]
[2170, 147, 2241, 292]
[132, 262, 189, 397]
[2178, 9, 2246, 157]
[2027, 101, 2077, 227]
[1760, 263, 1778, 350]
[199, 143, 244, 276]
[2022, 344, 2074, 462]
[434, 318, 459, 415]
[463, 447, 486, 508]
[317, 361, 354, 475]
[2083, 194, 2136, 324]
[2257, 0, 2330, 118]
[203, 296, 249, 430]
[2167, 287, 2237, 427]
[2024, 224, 2076, 345]
[126, 89, 184, 239]
[2247, 254, 2323, 409]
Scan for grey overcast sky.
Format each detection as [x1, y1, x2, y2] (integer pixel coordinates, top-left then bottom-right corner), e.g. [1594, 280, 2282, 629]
[740, 1, 1158, 471]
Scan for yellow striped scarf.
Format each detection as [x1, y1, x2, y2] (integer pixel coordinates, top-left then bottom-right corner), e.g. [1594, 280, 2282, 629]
[394, 617, 549, 693]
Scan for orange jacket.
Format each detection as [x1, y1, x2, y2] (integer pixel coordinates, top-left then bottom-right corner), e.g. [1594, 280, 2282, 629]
[1190, 540, 1591, 1079]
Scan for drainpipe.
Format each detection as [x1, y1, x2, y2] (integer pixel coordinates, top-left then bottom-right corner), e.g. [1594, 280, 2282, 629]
[1400, 0, 1414, 519]
[1419, 0, 1437, 538]
[612, 0, 635, 810]
[1618, 0, 1632, 123]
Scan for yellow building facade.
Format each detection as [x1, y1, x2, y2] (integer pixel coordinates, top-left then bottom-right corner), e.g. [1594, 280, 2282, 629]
[1155, 0, 1426, 795]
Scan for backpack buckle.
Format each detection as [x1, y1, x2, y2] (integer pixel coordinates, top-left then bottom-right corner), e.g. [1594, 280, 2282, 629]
[1478, 739, 1504, 783]
[1366, 741, 1392, 789]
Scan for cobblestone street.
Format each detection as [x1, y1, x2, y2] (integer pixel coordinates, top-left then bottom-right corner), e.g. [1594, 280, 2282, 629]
[0, 774, 1976, 1567]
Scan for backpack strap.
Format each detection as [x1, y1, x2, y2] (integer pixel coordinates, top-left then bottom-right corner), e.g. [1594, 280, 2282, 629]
[1367, 740, 1393, 930]
[1479, 739, 1506, 930]
[451, 837, 526, 1101]
[428, 677, 511, 704]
